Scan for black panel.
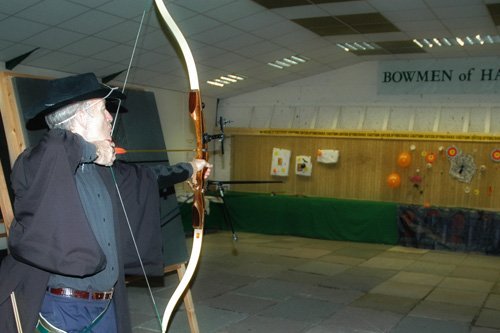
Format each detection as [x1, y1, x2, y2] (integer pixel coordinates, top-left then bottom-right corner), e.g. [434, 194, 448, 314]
[10, 76, 188, 265]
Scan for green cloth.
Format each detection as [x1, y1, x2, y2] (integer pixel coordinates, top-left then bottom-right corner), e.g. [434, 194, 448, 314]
[181, 192, 398, 245]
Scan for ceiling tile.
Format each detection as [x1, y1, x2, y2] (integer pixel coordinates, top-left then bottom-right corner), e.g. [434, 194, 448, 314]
[0, 42, 40, 62]
[24, 27, 86, 50]
[487, 3, 500, 25]
[16, 0, 89, 25]
[62, 36, 117, 57]
[234, 41, 283, 57]
[272, 5, 329, 19]
[229, 10, 285, 32]
[96, 0, 150, 19]
[252, 0, 311, 9]
[0, 0, 41, 15]
[0, 17, 49, 42]
[214, 33, 263, 51]
[293, 16, 358, 36]
[190, 24, 242, 44]
[204, 1, 264, 22]
[95, 20, 146, 43]
[173, 0, 237, 13]
[67, 0, 113, 7]
[337, 13, 400, 33]
[25, 51, 84, 69]
[382, 9, 436, 23]
[431, 5, 489, 19]
[92, 44, 135, 63]
[369, 0, 427, 11]
[60, 56, 114, 73]
[319, 1, 377, 15]
[176, 15, 222, 36]
[58, 10, 125, 35]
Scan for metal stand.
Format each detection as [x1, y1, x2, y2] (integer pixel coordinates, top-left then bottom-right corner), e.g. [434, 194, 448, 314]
[212, 181, 238, 241]
[208, 180, 283, 241]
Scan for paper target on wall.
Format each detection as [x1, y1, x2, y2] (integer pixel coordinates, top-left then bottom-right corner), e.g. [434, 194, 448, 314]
[296, 155, 312, 176]
[490, 148, 500, 163]
[316, 149, 339, 164]
[270, 148, 291, 176]
[446, 145, 460, 159]
[449, 153, 476, 183]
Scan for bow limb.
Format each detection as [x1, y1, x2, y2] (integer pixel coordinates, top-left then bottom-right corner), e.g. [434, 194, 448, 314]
[154, 1, 207, 332]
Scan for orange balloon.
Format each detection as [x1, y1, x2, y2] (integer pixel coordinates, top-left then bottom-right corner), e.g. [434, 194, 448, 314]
[387, 172, 401, 188]
[397, 152, 412, 168]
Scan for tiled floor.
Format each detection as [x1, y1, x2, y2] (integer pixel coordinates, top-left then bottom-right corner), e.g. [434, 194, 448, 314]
[129, 232, 500, 333]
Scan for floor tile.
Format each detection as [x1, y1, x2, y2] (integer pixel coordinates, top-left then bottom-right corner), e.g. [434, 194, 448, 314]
[370, 281, 434, 299]
[476, 309, 500, 329]
[391, 316, 469, 333]
[350, 293, 418, 314]
[438, 277, 494, 293]
[409, 300, 480, 322]
[425, 287, 488, 307]
[318, 306, 403, 332]
[360, 256, 414, 270]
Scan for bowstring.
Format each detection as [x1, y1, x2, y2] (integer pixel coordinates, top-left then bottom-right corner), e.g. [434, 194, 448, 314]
[107, 0, 163, 329]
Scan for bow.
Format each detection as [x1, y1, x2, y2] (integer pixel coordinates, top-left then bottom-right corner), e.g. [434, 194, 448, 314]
[153, 1, 207, 331]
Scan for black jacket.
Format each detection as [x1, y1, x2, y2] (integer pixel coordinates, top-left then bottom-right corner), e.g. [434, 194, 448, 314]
[0, 129, 190, 332]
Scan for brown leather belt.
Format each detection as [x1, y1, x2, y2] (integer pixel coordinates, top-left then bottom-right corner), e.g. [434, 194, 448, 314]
[47, 287, 113, 300]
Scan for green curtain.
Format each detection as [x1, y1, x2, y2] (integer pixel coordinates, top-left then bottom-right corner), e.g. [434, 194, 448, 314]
[181, 192, 398, 245]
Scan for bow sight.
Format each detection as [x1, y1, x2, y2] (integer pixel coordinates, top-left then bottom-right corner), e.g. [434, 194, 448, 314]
[202, 116, 231, 154]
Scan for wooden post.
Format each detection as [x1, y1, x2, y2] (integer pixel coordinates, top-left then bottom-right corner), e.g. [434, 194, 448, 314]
[0, 160, 13, 236]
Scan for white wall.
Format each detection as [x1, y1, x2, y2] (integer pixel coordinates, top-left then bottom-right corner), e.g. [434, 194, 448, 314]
[215, 59, 500, 182]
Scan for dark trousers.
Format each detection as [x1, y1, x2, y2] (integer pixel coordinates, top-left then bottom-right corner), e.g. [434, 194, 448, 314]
[38, 292, 117, 333]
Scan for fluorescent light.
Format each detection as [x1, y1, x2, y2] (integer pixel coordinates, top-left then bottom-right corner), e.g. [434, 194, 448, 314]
[228, 74, 244, 80]
[442, 37, 452, 46]
[207, 80, 224, 87]
[433, 38, 442, 46]
[283, 58, 298, 65]
[268, 62, 283, 69]
[353, 42, 366, 50]
[456, 37, 465, 46]
[275, 60, 291, 67]
[336, 43, 350, 52]
[413, 39, 424, 48]
[362, 42, 375, 50]
[290, 55, 306, 62]
[220, 76, 237, 83]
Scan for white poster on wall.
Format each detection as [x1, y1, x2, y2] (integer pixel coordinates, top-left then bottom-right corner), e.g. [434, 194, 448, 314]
[270, 148, 291, 177]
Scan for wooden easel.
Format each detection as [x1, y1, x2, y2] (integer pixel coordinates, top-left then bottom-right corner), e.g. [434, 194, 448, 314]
[0, 160, 13, 239]
[0, 71, 200, 333]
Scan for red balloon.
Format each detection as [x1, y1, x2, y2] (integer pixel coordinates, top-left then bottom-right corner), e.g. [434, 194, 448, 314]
[387, 172, 401, 188]
[397, 152, 411, 168]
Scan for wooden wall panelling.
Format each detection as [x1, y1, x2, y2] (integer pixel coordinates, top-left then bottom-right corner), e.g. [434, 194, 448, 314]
[229, 128, 500, 210]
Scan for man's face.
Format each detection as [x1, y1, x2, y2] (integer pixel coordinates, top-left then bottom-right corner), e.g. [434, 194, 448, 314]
[81, 99, 113, 142]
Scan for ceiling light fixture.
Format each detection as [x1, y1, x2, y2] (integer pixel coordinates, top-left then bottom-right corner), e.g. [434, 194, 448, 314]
[412, 35, 500, 48]
[268, 55, 309, 69]
[207, 73, 246, 88]
[335, 41, 380, 52]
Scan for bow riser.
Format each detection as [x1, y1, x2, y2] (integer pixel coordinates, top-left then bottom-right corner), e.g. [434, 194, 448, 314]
[189, 90, 206, 229]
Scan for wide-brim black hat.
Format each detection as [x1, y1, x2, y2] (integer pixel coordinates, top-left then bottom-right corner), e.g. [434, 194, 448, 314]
[26, 72, 126, 130]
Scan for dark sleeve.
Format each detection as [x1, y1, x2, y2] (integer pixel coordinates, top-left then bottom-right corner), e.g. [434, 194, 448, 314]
[150, 162, 193, 190]
[8, 129, 106, 277]
[108, 161, 164, 276]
